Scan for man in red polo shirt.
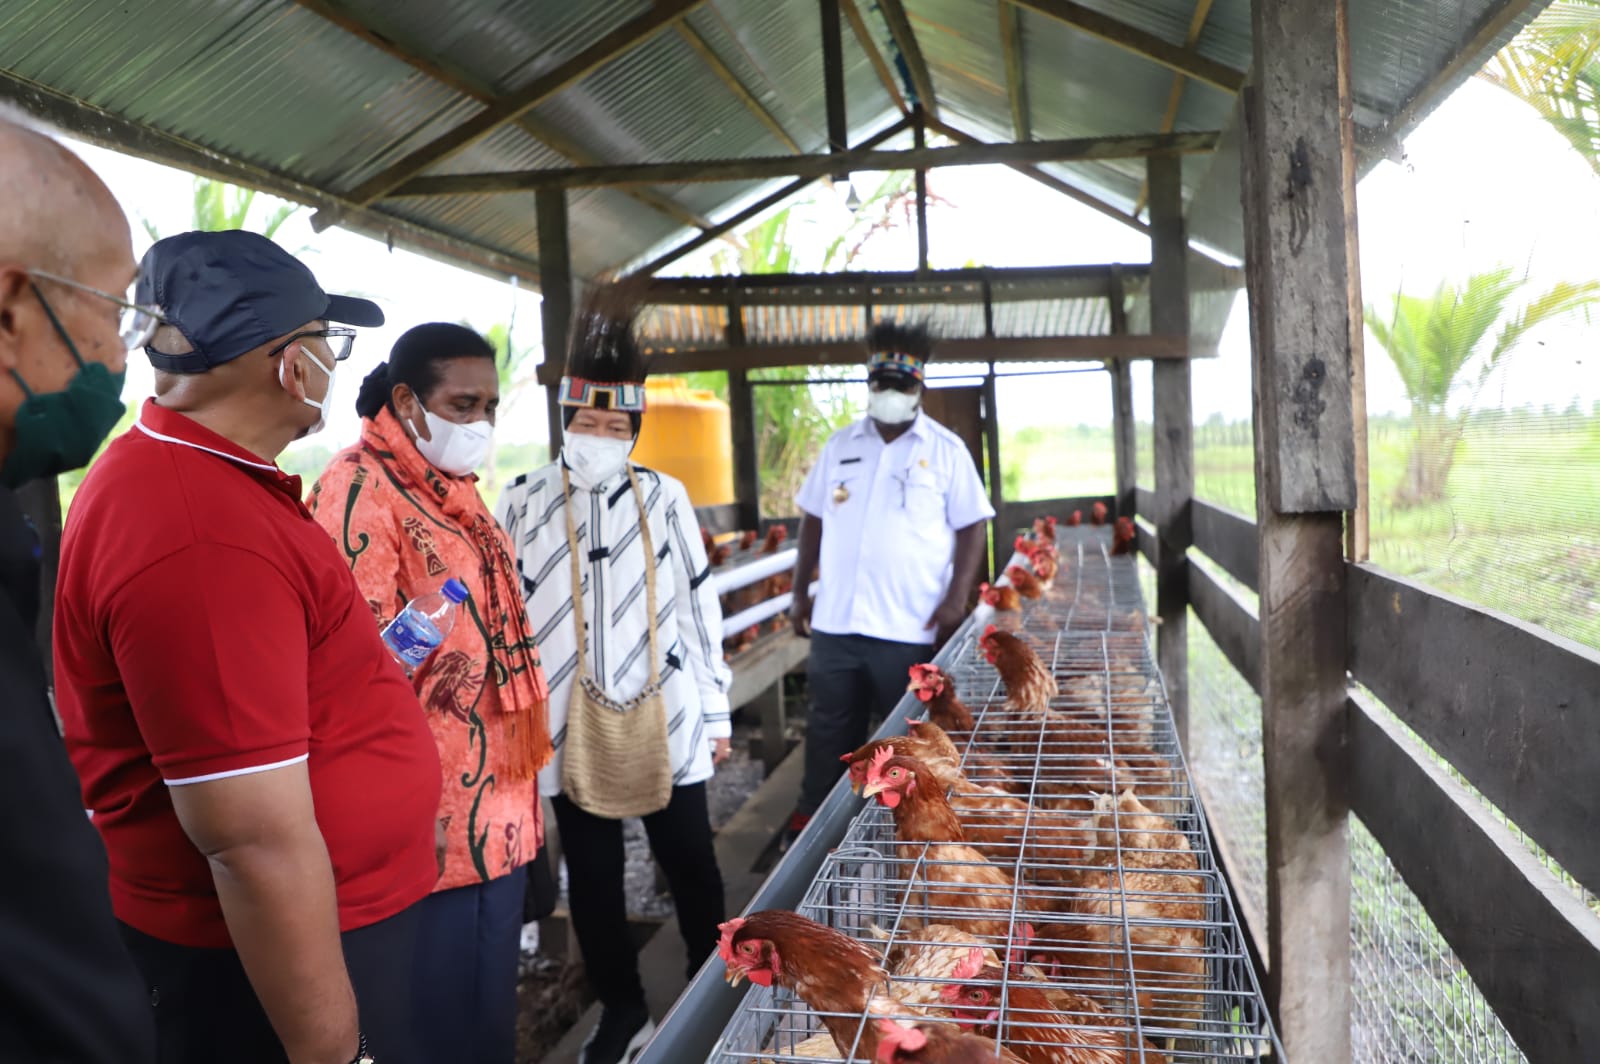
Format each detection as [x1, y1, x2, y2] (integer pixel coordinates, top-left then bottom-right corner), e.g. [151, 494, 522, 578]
[55, 230, 441, 1064]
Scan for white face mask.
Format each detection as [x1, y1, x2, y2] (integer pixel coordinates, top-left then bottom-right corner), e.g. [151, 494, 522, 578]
[563, 432, 633, 487]
[410, 406, 494, 477]
[867, 387, 920, 426]
[281, 343, 335, 435]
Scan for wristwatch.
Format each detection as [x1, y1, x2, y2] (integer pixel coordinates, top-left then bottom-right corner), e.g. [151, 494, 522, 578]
[349, 1033, 375, 1064]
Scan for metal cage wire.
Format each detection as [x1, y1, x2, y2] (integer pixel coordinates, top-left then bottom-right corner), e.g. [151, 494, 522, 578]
[710, 527, 1284, 1063]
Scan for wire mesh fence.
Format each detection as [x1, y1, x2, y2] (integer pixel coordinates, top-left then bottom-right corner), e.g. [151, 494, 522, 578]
[711, 529, 1280, 1063]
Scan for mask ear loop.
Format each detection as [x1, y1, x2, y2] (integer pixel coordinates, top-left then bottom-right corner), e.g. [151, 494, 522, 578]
[23, 282, 89, 394]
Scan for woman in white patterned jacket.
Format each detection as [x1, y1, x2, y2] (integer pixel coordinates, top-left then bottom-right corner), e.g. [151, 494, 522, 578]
[494, 284, 732, 1064]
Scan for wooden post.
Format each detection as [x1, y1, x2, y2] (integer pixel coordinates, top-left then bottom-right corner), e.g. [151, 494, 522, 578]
[1108, 265, 1136, 519]
[1148, 155, 1191, 749]
[820, 0, 848, 160]
[536, 189, 573, 461]
[1243, 0, 1360, 1056]
[981, 366, 1004, 576]
[727, 298, 761, 530]
[913, 106, 930, 273]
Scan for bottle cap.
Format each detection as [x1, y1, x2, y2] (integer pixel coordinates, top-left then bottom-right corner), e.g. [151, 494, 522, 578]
[442, 578, 470, 603]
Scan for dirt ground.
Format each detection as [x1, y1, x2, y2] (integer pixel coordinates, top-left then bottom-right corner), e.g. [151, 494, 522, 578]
[514, 717, 773, 1063]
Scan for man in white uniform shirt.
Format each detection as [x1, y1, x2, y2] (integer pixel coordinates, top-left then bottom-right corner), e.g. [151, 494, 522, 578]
[786, 322, 994, 839]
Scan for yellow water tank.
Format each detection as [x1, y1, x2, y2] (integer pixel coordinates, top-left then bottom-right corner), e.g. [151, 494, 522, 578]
[632, 377, 735, 507]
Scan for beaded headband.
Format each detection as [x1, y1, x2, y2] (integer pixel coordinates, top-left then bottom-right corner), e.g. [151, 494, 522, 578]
[558, 375, 646, 412]
[867, 351, 925, 381]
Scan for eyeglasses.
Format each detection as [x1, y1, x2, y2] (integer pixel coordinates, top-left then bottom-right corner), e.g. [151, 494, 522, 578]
[266, 328, 357, 363]
[28, 269, 169, 350]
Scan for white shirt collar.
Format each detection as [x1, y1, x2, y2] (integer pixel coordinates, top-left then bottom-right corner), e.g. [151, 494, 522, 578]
[850, 411, 927, 443]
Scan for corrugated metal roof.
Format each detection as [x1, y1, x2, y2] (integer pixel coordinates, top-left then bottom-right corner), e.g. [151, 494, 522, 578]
[0, 0, 1551, 285]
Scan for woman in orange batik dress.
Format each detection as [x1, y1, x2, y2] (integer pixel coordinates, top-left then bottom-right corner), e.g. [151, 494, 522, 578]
[310, 323, 549, 1064]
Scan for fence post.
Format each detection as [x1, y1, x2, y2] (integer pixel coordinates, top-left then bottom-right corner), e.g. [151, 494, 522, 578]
[536, 190, 572, 463]
[1150, 155, 1192, 751]
[1243, 0, 1360, 1056]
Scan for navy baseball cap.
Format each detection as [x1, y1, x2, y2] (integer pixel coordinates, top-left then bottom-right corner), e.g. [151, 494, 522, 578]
[137, 229, 384, 374]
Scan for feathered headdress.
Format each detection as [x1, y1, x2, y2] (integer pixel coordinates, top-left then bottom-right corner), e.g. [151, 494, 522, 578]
[560, 280, 650, 416]
[866, 319, 935, 383]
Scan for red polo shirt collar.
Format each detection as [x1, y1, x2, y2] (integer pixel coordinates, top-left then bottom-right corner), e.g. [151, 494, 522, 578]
[134, 399, 306, 507]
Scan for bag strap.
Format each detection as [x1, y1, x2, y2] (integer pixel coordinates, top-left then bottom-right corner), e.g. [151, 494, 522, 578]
[561, 465, 660, 688]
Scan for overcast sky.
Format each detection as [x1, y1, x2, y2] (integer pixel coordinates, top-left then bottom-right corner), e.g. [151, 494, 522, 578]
[63, 72, 1600, 461]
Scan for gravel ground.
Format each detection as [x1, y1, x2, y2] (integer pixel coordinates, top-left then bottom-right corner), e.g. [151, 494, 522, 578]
[516, 717, 773, 1062]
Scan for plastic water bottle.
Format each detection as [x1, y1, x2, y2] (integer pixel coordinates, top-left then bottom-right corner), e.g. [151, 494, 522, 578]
[382, 578, 470, 675]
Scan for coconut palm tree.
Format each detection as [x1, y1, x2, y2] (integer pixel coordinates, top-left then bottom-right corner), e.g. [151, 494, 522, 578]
[1479, 1, 1600, 177]
[1364, 266, 1600, 506]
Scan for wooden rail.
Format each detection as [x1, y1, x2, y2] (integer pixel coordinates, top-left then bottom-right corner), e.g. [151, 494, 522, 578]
[1188, 560, 1259, 691]
[1191, 498, 1257, 591]
[1347, 564, 1600, 897]
[1348, 691, 1600, 1061]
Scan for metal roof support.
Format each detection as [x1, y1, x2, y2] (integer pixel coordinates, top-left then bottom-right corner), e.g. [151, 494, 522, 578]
[312, 0, 709, 228]
[820, 0, 850, 160]
[874, 0, 941, 121]
[1012, 0, 1245, 93]
[391, 129, 1219, 195]
[998, 1, 1032, 142]
[286, 0, 714, 236]
[1243, 0, 1361, 1055]
[626, 116, 912, 277]
[925, 118, 1151, 236]
[1133, 0, 1219, 216]
[675, 21, 802, 154]
[536, 189, 574, 462]
[645, 263, 1142, 302]
[841, 0, 909, 115]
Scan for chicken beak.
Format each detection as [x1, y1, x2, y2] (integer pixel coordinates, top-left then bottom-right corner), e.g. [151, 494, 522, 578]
[861, 778, 886, 800]
[723, 966, 747, 987]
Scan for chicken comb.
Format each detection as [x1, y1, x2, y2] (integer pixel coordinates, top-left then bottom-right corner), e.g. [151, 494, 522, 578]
[866, 744, 899, 787]
[875, 1019, 927, 1058]
[716, 918, 748, 967]
[1014, 533, 1029, 552]
[952, 946, 985, 981]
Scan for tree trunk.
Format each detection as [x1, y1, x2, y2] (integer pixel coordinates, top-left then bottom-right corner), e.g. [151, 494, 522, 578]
[1395, 407, 1463, 508]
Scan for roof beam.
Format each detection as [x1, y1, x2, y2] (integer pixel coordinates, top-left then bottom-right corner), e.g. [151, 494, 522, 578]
[0, 70, 548, 285]
[638, 334, 1195, 374]
[875, 0, 941, 121]
[998, 2, 1031, 141]
[391, 129, 1220, 196]
[841, 0, 909, 115]
[626, 117, 913, 276]
[312, 0, 707, 229]
[1011, 0, 1245, 93]
[926, 118, 1150, 236]
[646, 263, 1145, 303]
[675, 20, 802, 153]
[1359, 0, 1542, 160]
[1134, 0, 1219, 216]
[286, 0, 713, 234]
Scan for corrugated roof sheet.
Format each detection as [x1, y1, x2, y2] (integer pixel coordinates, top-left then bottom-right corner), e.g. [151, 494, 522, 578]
[0, 0, 1551, 284]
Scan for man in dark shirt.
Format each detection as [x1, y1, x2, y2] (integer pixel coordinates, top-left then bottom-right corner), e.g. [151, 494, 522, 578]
[0, 116, 154, 1061]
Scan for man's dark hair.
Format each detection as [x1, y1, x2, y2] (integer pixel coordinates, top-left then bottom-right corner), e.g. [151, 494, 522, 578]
[867, 319, 936, 362]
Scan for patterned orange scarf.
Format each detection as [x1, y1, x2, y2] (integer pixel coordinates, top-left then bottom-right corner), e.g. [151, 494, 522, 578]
[362, 408, 550, 782]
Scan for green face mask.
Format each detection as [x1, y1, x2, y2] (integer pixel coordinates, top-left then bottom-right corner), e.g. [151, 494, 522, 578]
[1, 285, 128, 489]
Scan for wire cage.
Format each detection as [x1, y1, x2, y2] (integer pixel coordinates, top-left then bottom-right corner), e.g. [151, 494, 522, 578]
[710, 528, 1284, 1063]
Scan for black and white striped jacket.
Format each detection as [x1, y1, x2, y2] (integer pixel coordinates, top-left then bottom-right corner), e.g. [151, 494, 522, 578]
[496, 462, 733, 798]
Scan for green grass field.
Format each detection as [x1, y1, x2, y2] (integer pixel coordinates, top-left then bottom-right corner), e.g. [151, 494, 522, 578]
[1006, 413, 1600, 651]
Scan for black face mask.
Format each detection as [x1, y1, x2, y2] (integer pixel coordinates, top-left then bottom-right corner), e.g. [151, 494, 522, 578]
[1, 284, 127, 489]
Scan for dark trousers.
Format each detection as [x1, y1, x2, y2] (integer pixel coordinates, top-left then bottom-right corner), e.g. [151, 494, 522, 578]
[798, 631, 933, 815]
[119, 904, 420, 1064]
[411, 867, 526, 1064]
[551, 783, 725, 1010]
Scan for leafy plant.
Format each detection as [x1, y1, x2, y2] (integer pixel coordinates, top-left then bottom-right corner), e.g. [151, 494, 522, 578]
[1480, 1, 1600, 177]
[1363, 266, 1599, 505]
